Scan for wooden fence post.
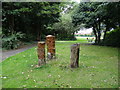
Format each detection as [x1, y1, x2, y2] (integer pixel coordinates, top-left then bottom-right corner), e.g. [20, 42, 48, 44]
[37, 42, 45, 66]
[70, 44, 80, 68]
[46, 35, 55, 59]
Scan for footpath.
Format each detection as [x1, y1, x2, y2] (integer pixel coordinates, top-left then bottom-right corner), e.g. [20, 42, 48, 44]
[2, 43, 36, 61]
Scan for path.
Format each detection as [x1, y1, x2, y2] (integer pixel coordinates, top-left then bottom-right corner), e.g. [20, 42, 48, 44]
[2, 43, 37, 61]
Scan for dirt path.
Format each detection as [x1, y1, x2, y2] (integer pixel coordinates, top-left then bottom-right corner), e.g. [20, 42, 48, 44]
[2, 43, 37, 61]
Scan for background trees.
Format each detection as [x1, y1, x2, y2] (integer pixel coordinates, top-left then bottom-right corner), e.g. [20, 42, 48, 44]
[2, 2, 64, 49]
[52, 13, 76, 40]
[72, 2, 120, 45]
[2, 2, 120, 49]
[2, 2, 62, 41]
[51, 2, 80, 40]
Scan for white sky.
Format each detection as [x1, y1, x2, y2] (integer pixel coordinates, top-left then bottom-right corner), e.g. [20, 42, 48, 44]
[72, 0, 80, 3]
[75, 28, 93, 35]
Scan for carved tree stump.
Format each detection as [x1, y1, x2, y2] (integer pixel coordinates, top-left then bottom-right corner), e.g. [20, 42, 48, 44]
[37, 42, 45, 66]
[46, 35, 55, 59]
[70, 44, 80, 68]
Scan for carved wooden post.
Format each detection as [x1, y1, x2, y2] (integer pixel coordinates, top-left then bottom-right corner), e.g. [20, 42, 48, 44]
[37, 42, 45, 66]
[70, 44, 80, 68]
[46, 35, 55, 59]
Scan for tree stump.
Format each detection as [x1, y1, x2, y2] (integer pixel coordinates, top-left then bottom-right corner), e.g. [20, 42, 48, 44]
[70, 44, 80, 68]
[46, 35, 55, 59]
[37, 42, 45, 66]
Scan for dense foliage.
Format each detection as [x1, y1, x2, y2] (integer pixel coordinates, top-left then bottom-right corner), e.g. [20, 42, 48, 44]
[2, 2, 62, 40]
[2, 2, 64, 49]
[100, 28, 120, 47]
[2, 32, 24, 49]
[72, 2, 120, 44]
[52, 14, 76, 40]
[2, 2, 120, 49]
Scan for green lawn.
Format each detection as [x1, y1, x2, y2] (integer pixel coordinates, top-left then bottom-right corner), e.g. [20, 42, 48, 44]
[1, 38, 118, 88]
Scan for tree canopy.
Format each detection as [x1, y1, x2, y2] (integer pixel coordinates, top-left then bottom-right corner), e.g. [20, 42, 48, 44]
[2, 2, 63, 40]
[72, 2, 120, 44]
[2, 2, 120, 49]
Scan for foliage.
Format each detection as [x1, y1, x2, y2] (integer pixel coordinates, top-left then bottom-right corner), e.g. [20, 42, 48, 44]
[2, 2, 63, 41]
[51, 2, 80, 40]
[1, 39, 118, 88]
[52, 14, 76, 40]
[72, 2, 120, 44]
[2, 32, 24, 49]
[21, 33, 36, 42]
[100, 28, 120, 47]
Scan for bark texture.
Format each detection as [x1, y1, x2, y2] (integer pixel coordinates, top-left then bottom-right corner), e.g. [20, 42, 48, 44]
[37, 42, 45, 66]
[46, 35, 55, 59]
[70, 44, 80, 68]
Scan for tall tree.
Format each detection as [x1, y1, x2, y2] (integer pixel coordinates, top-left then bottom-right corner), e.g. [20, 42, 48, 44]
[72, 2, 104, 43]
[2, 2, 62, 40]
[72, 2, 120, 44]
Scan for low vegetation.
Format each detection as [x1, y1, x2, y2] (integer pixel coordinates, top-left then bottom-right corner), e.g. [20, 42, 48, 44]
[100, 28, 120, 47]
[1, 38, 118, 88]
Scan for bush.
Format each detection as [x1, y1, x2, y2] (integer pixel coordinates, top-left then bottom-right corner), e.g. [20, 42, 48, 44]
[21, 33, 36, 42]
[101, 28, 120, 47]
[56, 34, 76, 40]
[2, 32, 24, 49]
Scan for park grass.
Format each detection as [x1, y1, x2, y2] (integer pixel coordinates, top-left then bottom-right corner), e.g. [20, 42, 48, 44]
[1, 38, 118, 88]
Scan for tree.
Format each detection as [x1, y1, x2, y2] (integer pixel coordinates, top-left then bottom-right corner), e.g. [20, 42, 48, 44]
[72, 2, 120, 44]
[50, 2, 80, 40]
[72, 2, 104, 43]
[2, 2, 63, 40]
[102, 2, 120, 40]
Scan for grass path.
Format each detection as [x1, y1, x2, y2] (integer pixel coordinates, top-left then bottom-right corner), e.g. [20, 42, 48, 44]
[1, 38, 118, 88]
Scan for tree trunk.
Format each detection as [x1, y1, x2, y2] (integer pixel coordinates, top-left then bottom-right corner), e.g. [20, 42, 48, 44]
[37, 31, 41, 41]
[93, 27, 98, 44]
[37, 42, 46, 66]
[10, 15, 14, 34]
[103, 30, 107, 40]
[103, 26, 109, 40]
[97, 20, 101, 44]
[70, 44, 80, 68]
[93, 21, 101, 44]
[46, 35, 55, 60]
[36, 24, 41, 41]
[97, 31, 101, 44]
[8, 3, 14, 34]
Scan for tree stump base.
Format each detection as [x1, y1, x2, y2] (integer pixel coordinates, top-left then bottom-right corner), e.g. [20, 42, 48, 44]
[37, 42, 45, 66]
[70, 43, 80, 68]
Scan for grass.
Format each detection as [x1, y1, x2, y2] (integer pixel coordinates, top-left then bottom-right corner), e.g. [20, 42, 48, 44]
[1, 37, 118, 88]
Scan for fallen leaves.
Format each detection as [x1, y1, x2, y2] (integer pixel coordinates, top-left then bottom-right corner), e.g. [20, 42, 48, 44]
[58, 75, 61, 78]
[48, 74, 51, 77]
[34, 80, 36, 82]
[31, 65, 33, 67]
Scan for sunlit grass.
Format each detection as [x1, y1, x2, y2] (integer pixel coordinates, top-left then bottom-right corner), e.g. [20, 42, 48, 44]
[1, 40, 118, 88]
[56, 36, 93, 43]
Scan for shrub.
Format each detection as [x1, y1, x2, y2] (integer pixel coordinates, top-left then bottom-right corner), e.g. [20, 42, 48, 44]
[2, 32, 24, 49]
[101, 28, 120, 47]
[21, 33, 36, 42]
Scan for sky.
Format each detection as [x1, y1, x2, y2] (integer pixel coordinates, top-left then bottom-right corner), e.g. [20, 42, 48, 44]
[75, 28, 93, 35]
[72, 0, 80, 3]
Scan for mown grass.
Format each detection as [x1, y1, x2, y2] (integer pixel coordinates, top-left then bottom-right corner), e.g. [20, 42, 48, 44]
[1, 37, 118, 88]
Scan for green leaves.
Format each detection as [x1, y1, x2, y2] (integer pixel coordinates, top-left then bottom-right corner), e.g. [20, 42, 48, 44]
[72, 2, 120, 44]
[2, 32, 25, 49]
[2, 2, 63, 41]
